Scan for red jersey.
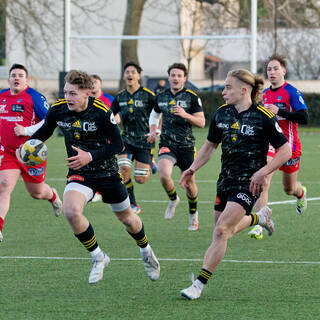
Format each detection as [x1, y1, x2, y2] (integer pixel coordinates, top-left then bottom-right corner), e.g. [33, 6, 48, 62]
[0, 86, 49, 152]
[263, 82, 307, 157]
[97, 92, 114, 108]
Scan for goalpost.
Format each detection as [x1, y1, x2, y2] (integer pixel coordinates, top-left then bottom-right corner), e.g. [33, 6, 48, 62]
[64, 0, 257, 73]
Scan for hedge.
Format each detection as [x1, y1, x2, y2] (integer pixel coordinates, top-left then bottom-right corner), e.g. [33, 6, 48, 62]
[198, 92, 320, 126]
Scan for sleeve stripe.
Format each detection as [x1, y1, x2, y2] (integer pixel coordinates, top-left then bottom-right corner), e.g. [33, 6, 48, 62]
[186, 89, 198, 96]
[93, 102, 109, 113]
[217, 103, 228, 110]
[257, 105, 274, 118]
[94, 99, 110, 110]
[142, 87, 155, 96]
[52, 99, 66, 107]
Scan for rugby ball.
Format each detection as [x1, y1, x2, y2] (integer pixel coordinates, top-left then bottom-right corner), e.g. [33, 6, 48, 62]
[20, 139, 48, 166]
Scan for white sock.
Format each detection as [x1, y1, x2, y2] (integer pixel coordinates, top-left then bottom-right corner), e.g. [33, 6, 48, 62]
[140, 243, 151, 253]
[90, 246, 103, 259]
[194, 279, 204, 290]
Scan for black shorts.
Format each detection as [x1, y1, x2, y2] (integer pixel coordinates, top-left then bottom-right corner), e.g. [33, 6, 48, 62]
[158, 145, 196, 171]
[67, 174, 128, 204]
[214, 186, 258, 215]
[120, 142, 152, 165]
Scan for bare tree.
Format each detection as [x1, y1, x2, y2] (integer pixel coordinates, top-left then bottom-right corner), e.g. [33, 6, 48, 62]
[1, 0, 112, 74]
[120, 0, 147, 88]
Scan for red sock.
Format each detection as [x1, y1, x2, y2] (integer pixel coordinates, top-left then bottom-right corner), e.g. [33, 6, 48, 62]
[298, 189, 304, 199]
[50, 189, 57, 202]
[0, 217, 4, 231]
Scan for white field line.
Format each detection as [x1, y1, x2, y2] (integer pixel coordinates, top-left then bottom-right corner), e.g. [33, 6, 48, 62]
[0, 256, 319, 265]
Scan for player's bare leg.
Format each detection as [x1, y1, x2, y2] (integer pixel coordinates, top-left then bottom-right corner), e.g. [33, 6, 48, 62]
[158, 158, 180, 220]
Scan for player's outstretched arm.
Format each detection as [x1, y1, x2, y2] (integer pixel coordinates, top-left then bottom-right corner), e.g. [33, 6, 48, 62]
[180, 140, 218, 188]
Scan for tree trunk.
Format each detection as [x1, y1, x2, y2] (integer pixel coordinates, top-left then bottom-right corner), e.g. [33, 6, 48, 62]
[119, 0, 147, 89]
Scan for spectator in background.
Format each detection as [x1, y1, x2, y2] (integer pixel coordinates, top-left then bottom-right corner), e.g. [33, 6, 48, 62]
[154, 79, 167, 95]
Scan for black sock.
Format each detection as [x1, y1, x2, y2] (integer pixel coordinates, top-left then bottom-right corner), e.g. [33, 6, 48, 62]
[167, 188, 177, 201]
[125, 179, 137, 206]
[187, 195, 198, 214]
[75, 223, 98, 252]
[127, 224, 148, 248]
[197, 268, 212, 285]
[249, 212, 259, 226]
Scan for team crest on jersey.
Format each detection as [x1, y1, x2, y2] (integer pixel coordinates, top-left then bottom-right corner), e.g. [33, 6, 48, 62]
[72, 120, 81, 128]
[277, 96, 282, 100]
[231, 121, 240, 130]
[231, 133, 237, 142]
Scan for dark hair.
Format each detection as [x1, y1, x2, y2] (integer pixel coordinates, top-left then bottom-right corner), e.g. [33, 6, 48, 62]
[167, 63, 188, 77]
[123, 62, 142, 74]
[90, 74, 102, 82]
[227, 69, 264, 103]
[9, 64, 28, 77]
[265, 53, 287, 71]
[64, 70, 93, 89]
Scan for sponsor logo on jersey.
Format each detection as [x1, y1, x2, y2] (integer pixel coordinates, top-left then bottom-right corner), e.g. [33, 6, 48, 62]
[231, 121, 240, 130]
[284, 157, 300, 166]
[159, 146, 171, 154]
[57, 121, 71, 128]
[0, 105, 7, 113]
[83, 121, 97, 132]
[134, 100, 144, 107]
[28, 166, 45, 176]
[158, 102, 167, 107]
[169, 100, 176, 105]
[68, 175, 84, 182]
[0, 116, 23, 122]
[217, 122, 229, 129]
[72, 120, 81, 128]
[119, 102, 127, 107]
[241, 124, 254, 136]
[176, 100, 187, 108]
[299, 96, 305, 104]
[11, 104, 24, 112]
[128, 99, 134, 105]
[236, 192, 252, 205]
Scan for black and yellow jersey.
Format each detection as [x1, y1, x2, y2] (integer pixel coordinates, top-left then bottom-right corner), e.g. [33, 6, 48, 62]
[31, 97, 123, 179]
[111, 86, 155, 149]
[207, 103, 287, 188]
[154, 88, 203, 149]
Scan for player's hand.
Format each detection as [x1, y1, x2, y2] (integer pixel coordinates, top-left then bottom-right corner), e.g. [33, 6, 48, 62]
[66, 146, 92, 170]
[14, 123, 26, 136]
[179, 168, 195, 188]
[249, 169, 267, 196]
[15, 144, 26, 164]
[173, 106, 187, 118]
[264, 104, 279, 115]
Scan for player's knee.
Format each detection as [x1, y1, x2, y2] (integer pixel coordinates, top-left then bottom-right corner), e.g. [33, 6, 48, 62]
[0, 178, 10, 192]
[134, 168, 150, 184]
[63, 202, 83, 221]
[214, 224, 232, 241]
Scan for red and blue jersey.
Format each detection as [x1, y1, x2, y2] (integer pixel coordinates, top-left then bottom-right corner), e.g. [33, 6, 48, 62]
[97, 92, 114, 108]
[0, 86, 49, 152]
[263, 82, 307, 157]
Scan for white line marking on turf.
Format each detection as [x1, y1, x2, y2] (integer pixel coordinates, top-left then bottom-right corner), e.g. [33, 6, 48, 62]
[0, 256, 319, 264]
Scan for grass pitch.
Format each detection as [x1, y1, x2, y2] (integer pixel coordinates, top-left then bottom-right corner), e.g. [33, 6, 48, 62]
[0, 128, 319, 320]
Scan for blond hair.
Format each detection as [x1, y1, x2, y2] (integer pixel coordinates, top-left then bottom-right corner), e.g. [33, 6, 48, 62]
[227, 69, 264, 103]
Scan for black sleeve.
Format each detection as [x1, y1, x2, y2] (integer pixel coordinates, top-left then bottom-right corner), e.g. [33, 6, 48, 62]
[264, 116, 288, 149]
[110, 97, 120, 115]
[148, 92, 156, 112]
[190, 94, 203, 114]
[30, 107, 57, 142]
[153, 97, 162, 113]
[277, 109, 309, 124]
[207, 113, 222, 144]
[89, 111, 124, 161]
